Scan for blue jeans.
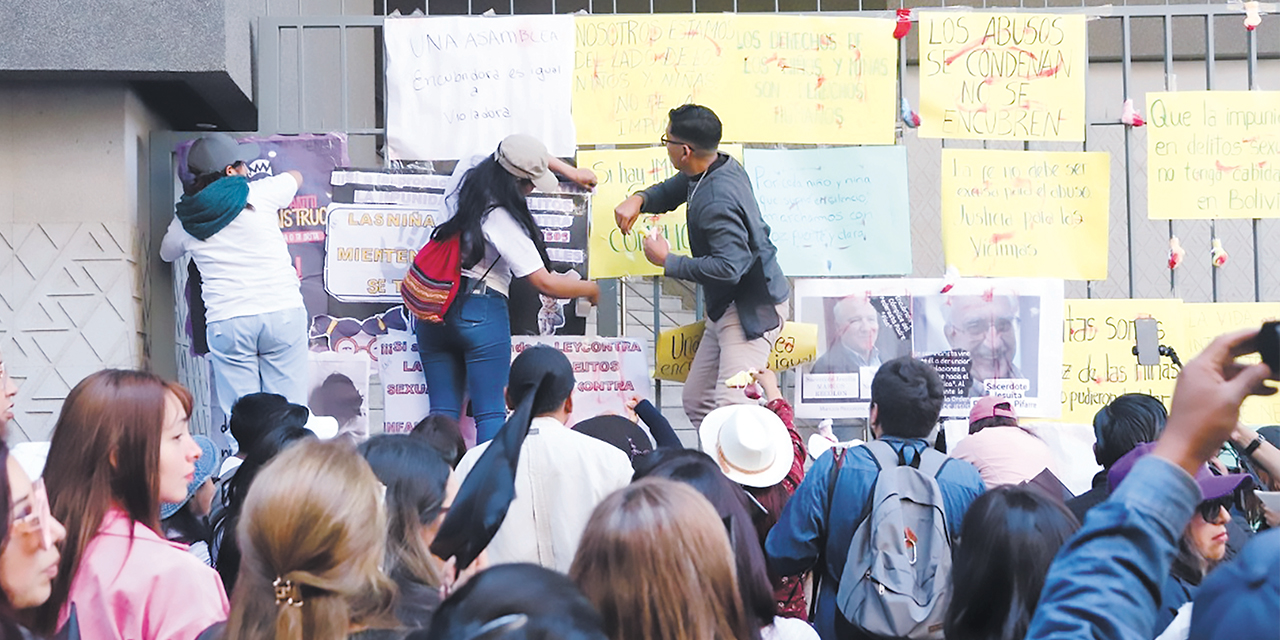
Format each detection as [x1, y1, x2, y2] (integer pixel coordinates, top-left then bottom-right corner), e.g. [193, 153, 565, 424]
[416, 292, 511, 444]
[206, 306, 309, 428]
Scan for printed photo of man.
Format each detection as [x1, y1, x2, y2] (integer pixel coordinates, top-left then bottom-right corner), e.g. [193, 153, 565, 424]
[942, 294, 1025, 397]
[811, 295, 882, 374]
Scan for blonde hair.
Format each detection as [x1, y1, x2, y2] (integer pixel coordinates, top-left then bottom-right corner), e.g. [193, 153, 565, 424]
[570, 478, 755, 640]
[225, 439, 397, 640]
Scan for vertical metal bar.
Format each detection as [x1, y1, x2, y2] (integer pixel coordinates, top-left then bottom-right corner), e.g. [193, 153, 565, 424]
[1121, 15, 1135, 298]
[653, 277, 663, 409]
[340, 25, 349, 132]
[1207, 15, 1218, 302]
[598, 280, 619, 336]
[298, 26, 308, 133]
[1163, 13, 1175, 295]
[259, 19, 281, 135]
[620, 278, 628, 334]
[1249, 28, 1261, 301]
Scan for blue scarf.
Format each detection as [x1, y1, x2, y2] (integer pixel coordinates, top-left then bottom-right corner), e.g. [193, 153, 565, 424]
[174, 176, 250, 240]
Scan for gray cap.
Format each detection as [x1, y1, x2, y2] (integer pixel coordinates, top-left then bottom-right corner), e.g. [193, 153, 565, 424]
[187, 133, 260, 175]
[495, 134, 558, 193]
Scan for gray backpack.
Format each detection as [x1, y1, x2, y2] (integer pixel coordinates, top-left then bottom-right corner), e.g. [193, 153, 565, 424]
[835, 441, 953, 639]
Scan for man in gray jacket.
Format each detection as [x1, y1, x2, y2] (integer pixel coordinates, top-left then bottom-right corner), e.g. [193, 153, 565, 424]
[614, 104, 790, 428]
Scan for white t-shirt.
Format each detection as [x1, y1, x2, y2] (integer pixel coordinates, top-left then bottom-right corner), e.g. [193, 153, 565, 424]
[761, 617, 820, 640]
[160, 173, 305, 323]
[446, 154, 545, 297]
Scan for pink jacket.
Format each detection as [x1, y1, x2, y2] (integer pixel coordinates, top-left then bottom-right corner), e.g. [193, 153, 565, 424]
[61, 508, 228, 640]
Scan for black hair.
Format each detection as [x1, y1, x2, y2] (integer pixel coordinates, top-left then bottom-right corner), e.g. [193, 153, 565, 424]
[508, 345, 575, 416]
[667, 104, 722, 152]
[417, 563, 608, 640]
[1093, 393, 1167, 469]
[310, 373, 364, 424]
[0, 441, 27, 638]
[229, 392, 308, 455]
[412, 414, 467, 469]
[970, 415, 1020, 435]
[432, 156, 551, 271]
[944, 485, 1080, 640]
[359, 434, 455, 630]
[184, 161, 248, 197]
[871, 357, 945, 439]
[632, 448, 775, 634]
[214, 425, 316, 592]
[161, 500, 213, 549]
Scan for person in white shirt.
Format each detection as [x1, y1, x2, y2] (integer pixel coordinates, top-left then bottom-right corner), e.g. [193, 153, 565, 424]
[419, 134, 600, 444]
[160, 133, 307, 429]
[435, 344, 632, 575]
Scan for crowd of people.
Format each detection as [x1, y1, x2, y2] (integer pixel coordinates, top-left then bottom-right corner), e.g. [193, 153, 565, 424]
[0, 104, 1275, 640]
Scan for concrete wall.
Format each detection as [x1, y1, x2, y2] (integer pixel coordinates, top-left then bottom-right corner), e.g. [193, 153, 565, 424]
[0, 82, 165, 441]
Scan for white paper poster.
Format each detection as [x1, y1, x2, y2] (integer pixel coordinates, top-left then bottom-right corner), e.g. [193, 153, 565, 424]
[744, 146, 912, 277]
[510, 337, 652, 426]
[379, 328, 431, 434]
[794, 278, 1064, 420]
[384, 14, 577, 160]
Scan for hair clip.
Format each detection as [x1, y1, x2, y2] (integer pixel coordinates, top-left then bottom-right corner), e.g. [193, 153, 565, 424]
[273, 577, 304, 607]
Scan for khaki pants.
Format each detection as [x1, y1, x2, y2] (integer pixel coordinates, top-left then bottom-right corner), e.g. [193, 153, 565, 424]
[682, 301, 788, 429]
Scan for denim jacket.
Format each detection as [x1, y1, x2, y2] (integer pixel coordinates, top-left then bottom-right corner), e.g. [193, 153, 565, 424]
[1026, 455, 1200, 640]
[764, 437, 985, 640]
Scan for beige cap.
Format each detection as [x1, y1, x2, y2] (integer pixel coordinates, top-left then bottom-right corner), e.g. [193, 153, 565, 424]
[495, 134, 559, 193]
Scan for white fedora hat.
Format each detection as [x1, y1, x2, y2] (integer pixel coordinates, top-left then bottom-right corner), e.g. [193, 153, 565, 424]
[699, 405, 793, 488]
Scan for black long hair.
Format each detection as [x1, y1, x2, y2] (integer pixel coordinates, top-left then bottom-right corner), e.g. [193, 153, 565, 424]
[358, 434, 455, 630]
[944, 485, 1081, 640]
[432, 156, 551, 271]
[214, 425, 316, 592]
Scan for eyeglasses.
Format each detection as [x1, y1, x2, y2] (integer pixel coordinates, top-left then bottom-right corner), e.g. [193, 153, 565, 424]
[660, 135, 693, 150]
[1196, 495, 1233, 525]
[959, 317, 1018, 338]
[11, 478, 55, 550]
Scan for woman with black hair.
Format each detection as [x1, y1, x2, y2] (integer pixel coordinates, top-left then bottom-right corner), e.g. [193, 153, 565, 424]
[212, 425, 316, 592]
[358, 435, 457, 634]
[944, 485, 1080, 640]
[417, 135, 599, 444]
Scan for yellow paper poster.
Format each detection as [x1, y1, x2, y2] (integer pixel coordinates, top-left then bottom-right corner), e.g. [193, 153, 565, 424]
[581, 145, 741, 280]
[720, 15, 897, 144]
[1184, 303, 1280, 425]
[918, 12, 1087, 141]
[574, 14, 736, 145]
[1146, 91, 1280, 219]
[941, 149, 1109, 279]
[655, 321, 818, 382]
[1058, 299, 1182, 424]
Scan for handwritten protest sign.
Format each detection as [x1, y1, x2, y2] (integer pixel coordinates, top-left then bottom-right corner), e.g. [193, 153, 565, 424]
[721, 15, 897, 144]
[1058, 299, 1182, 424]
[745, 146, 911, 276]
[655, 322, 818, 383]
[941, 149, 1109, 279]
[1184, 303, 1280, 425]
[1146, 91, 1280, 219]
[918, 12, 1086, 141]
[581, 145, 741, 279]
[574, 14, 735, 145]
[385, 15, 576, 159]
[379, 327, 431, 434]
[512, 337, 651, 426]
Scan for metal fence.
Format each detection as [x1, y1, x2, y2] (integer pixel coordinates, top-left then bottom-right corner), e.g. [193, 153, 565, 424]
[243, 2, 1280, 431]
